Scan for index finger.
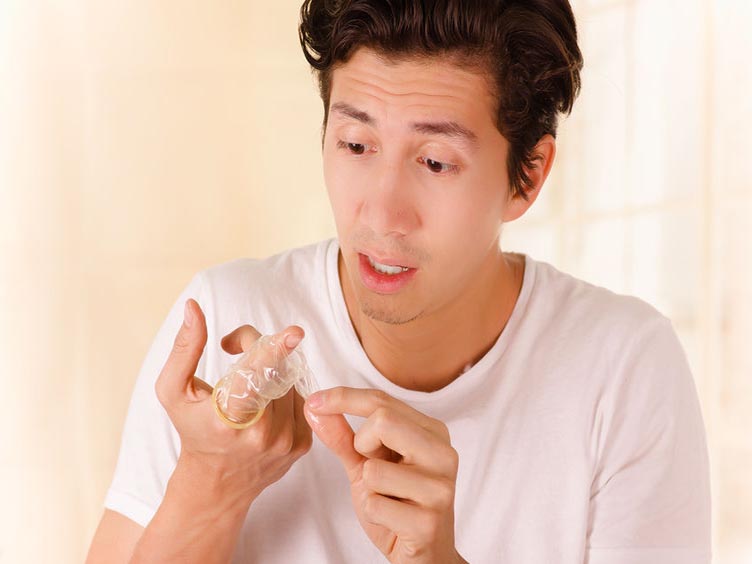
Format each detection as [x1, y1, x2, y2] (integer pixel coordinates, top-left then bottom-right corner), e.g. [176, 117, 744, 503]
[221, 324, 304, 355]
[221, 324, 262, 354]
[306, 386, 448, 440]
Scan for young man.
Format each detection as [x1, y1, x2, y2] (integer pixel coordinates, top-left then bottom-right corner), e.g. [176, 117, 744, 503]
[87, 1, 711, 563]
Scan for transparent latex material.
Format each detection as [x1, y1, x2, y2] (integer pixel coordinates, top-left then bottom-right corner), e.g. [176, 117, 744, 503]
[212, 335, 318, 429]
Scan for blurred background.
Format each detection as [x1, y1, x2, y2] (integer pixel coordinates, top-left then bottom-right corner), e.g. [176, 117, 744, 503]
[0, 0, 749, 562]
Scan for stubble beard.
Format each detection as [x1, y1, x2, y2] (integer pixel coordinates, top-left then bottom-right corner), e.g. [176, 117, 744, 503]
[358, 293, 423, 325]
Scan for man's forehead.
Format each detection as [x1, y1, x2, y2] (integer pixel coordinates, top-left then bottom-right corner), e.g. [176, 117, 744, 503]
[333, 47, 491, 91]
[329, 55, 496, 141]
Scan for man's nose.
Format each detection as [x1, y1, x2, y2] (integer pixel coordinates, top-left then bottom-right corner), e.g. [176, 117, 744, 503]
[360, 160, 420, 237]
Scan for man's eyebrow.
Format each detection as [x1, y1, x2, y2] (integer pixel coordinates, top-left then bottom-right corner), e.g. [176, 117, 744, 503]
[330, 101, 479, 148]
[412, 120, 479, 147]
[331, 102, 375, 125]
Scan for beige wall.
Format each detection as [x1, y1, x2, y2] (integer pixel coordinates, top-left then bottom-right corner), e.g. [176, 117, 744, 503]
[0, 1, 749, 562]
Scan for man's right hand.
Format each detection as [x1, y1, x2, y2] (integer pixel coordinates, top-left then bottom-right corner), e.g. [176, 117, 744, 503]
[87, 299, 314, 564]
[155, 298, 313, 503]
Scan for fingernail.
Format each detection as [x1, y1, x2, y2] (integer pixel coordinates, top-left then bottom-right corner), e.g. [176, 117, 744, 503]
[285, 333, 302, 349]
[184, 300, 194, 328]
[305, 404, 325, 430]
[307, 410, 322, 426]
[307, 391, 323, 409]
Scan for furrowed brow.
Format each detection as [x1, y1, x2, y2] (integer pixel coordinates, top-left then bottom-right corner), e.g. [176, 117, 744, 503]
[411, 120, 478, 148]
[330, 102, 374, 125]
[330, 101, 478, 149]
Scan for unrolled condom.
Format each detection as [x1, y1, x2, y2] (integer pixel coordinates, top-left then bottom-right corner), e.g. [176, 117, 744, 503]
[212, 334, 318, 429]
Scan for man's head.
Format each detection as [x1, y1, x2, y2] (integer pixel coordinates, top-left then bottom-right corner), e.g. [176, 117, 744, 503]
[298, 0, 583, 325]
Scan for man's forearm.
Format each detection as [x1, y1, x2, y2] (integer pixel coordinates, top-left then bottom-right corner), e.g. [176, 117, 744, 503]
[130, 455, 254, 564]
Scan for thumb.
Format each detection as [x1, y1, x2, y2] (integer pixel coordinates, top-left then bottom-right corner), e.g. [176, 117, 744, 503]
[156, 298, 208, 404]
[304, 403, 366, 483]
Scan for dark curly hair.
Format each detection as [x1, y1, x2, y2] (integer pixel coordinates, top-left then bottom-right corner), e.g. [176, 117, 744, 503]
[298, 0, 583, 200]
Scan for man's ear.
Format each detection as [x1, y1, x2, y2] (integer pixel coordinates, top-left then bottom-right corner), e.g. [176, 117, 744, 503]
[502, 134, 556, 222]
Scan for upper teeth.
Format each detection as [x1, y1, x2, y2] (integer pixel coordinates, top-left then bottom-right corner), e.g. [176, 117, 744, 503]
[368, 256, 409, 275]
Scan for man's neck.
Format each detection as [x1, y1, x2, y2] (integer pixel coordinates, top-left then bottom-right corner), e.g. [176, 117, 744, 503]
[338, 247, 525, 393]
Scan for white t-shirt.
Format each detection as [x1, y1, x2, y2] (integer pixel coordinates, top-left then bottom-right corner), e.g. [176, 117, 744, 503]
[105, 238, 711, 564]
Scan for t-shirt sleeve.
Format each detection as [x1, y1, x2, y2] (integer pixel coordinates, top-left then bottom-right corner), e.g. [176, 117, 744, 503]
[585, 316, 712, 564]
[103, 272, 209, 527]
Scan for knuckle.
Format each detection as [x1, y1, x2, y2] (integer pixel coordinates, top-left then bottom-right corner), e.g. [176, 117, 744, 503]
[446, 446, 460, 473]
[373, 406, 392, 427]
[210, 416, 233, 438]
[362, 458, 379, 485]
[372, 389, 390, 407]
[330, 386, 346, 404]
[247, 431, 265, 452]
[352, 431, 366, 454]
[239, 325, 261, 349]
[435, 419, 450, 440]
[401, 541, 425, 558]
[363, 494, 380, 520]
[247, 421, 272, 451]
[273, 432, 295, 456]
[417, 511, 440, 540]
[331, 428, 353, 454]
[298, 430, 313, 456]
[431, 479, 455, 509]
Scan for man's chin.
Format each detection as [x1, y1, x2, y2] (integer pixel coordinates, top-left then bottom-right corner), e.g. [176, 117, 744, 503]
[358, 294, 422, 325]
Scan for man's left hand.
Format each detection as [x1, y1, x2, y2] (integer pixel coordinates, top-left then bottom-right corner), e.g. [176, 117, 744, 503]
[304, 386, 468, 564]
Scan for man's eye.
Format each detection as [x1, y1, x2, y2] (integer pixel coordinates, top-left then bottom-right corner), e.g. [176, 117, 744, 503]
[421, 157, 459, 175]
[336, 140, 368, 155]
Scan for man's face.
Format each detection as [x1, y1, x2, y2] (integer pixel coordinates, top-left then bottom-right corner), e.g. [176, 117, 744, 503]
[323, 47, 514, 325]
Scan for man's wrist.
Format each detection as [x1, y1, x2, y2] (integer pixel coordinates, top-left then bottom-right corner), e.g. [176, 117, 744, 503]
[131, 455, 254, 564]
[170, 452, 258, 517]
